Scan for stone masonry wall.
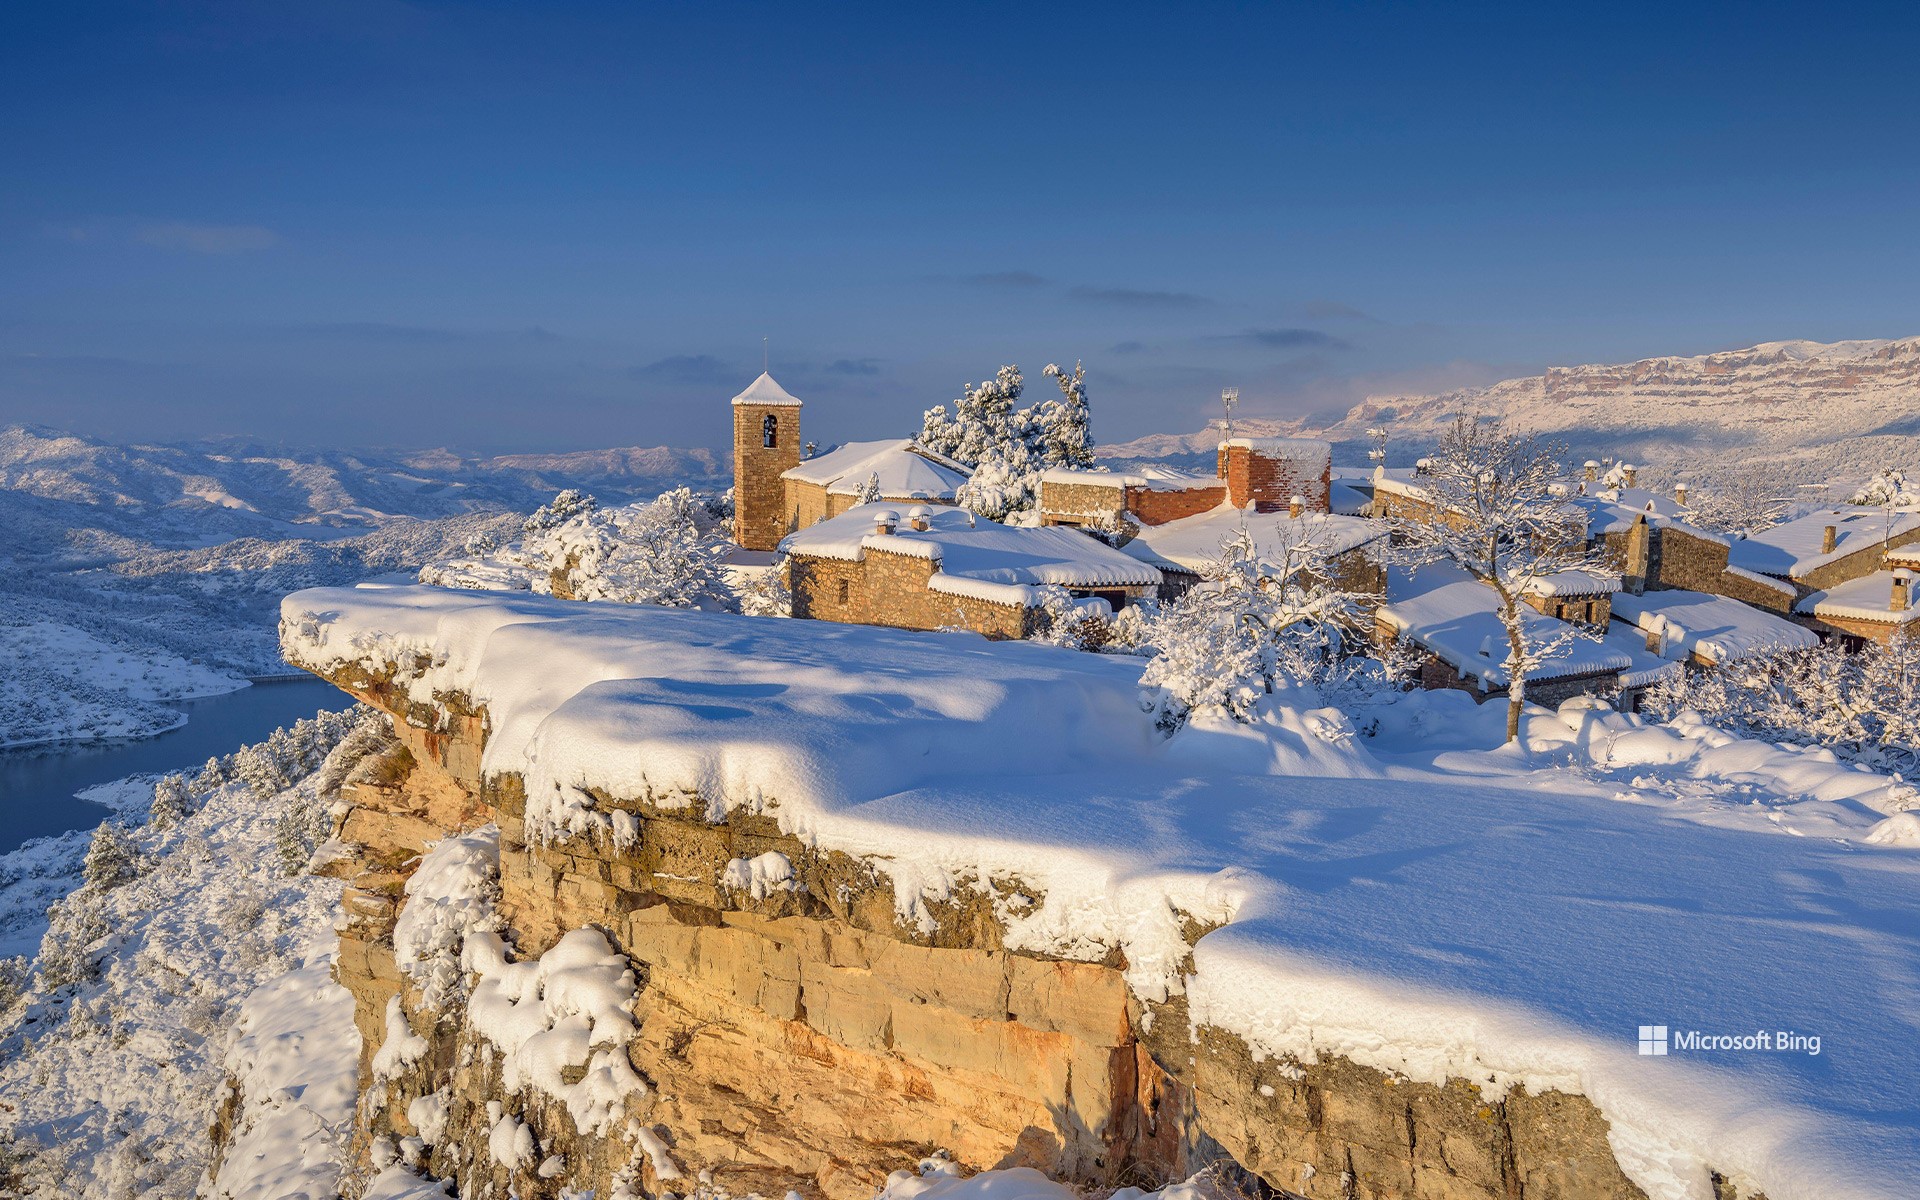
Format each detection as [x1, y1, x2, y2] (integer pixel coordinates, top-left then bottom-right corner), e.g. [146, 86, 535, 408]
[273, 656, 1775, 1200]
[787, 548, 1031, 639]
[735, 403, 802, 551]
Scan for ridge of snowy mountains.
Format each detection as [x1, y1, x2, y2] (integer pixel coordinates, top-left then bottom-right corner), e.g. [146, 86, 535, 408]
[1100, 336, 1920, 484]
[0, 424, 723, 554]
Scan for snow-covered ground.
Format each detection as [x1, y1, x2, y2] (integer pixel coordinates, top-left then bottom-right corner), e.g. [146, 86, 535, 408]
[0, 706, 385, 1198]
[284, 586, 1920, 1200]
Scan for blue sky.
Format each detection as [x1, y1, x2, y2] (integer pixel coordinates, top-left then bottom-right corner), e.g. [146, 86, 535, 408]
[3, 1, 1917, 454]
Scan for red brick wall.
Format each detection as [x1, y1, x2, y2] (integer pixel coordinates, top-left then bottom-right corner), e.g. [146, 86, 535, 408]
[1222, 445, 1331, 513]
[1127, 484, 1226, 525]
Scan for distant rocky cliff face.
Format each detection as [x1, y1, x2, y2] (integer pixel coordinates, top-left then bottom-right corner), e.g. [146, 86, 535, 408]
[275, 653, 1742, 1200]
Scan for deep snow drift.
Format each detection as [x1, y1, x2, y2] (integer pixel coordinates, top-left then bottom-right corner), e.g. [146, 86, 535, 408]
[283, 585, 1920, 1200]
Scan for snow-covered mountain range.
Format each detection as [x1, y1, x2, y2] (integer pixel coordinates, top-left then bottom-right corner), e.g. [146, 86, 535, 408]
[1101, 336, 1920, 483]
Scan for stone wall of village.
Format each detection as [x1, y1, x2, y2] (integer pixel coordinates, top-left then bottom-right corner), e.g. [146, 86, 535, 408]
[251, 657, 1778, 1200]
[788, 547, 1032, 639]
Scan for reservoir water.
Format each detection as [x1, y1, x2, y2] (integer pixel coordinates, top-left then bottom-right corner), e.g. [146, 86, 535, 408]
[0, 677, 351, 853]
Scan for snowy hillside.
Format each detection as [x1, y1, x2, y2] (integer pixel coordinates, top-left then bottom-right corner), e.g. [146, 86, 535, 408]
[0, 706, 385, 1198]
[1100, 336, 1920, 484]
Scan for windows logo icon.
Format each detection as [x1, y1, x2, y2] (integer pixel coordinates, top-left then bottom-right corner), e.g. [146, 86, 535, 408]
[1638, 1025, 1669, 1056]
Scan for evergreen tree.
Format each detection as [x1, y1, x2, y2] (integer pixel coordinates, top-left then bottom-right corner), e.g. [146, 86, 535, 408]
[82, 822, 138, 891]
[1038, 362, 1094, 469]
[149, 774, 192, 829]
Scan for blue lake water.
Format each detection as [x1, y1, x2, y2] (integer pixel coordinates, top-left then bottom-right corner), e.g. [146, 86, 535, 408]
[0, 677, 352, 853]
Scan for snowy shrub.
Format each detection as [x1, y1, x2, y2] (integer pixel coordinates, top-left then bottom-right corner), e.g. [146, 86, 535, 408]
[523, 488, 598, 533]
[1139, 528, 1371, 730]
[392, 825, 505, 1011]
[35, 895, 107, 991]
[1849, 467, 1920, 509]
[850, 471, 883, 505]
[528, 487, 735, 608]
[1645, 635, 1920, 774]
[1025, 585, 1109, 651]
[81, 822, 139, 891]
[0, 955, 29, 1012]
[1682, 476, 1791, 538]
[736, 555, 793, 618]
[149, 773, 192, 829]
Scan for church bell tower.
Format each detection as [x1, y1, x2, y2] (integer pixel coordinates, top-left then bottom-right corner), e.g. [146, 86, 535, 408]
[731, 372, 802, 550]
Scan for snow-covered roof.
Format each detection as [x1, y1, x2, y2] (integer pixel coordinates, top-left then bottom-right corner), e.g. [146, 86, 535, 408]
[780, 502, 1163, 593]
[1728, 508, 1920, 578]
[1794, 571, 1920, 626]
[1611, 588, 1818, 664]
[1523, 570, 1622, 597]
[1328, 480, 1371, 516]
[1885, 544, 1920, 568]
[1038, 465, 1221, 493]
[1564, 491, 1724, 542]
[1130, 507, 1384, 574]
[729, 372, 803, 407]
[1379, 563, 1673, 686]
[780, 439, 970, 499]
[1219, 436, 1332, 460]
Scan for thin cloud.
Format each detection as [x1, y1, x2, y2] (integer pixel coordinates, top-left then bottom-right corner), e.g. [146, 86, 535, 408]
[135, 222, 280, 254]
[1212, 327, 1351, 351]
[628, 354, 737, 385]
[963, 270, 1051, 288]
[1109, 340, 1151, 355]
[1300, 300, 1378, 323]
[1069, 285, 1213, 310]
[824, 358, 881, 375]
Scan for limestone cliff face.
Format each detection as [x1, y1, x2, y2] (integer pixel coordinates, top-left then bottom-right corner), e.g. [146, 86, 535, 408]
[298, 657, 1711, 1200]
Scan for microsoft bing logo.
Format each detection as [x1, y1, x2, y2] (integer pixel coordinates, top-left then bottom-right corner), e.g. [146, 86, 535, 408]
[1638, 1025, 1669, 1055]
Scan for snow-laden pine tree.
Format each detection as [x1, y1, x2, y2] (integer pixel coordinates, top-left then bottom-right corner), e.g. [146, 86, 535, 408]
[523, 488, 599, 533]
[82, 822, 138, 891]
[1387, 415, 1610, 743]
[921, 362, 1097, 522]
[1037, 362, 1094, 470]
[851, 471, 883, 505]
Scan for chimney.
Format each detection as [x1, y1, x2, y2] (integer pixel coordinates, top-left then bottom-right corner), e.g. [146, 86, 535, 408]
[874, 509, 899, 536]
[1622, 464, 1638, 488]
[1822, 525, 1838, 555]
[1584, 460, 1600, 482]
[1288, 494, 1305, 519]
[1894, 569, 1914, 613]
[1674, 481, 1689, 505]
[1645, 626, 1666, 655]
[907, 505, 930, 532]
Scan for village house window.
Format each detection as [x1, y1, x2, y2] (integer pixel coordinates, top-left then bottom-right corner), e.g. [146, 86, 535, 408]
[837, 580, 849, 604]
[762, 414, 778, 448]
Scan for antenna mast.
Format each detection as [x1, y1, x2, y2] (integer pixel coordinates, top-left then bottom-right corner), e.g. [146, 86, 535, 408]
[1220, 387, 1240, 440]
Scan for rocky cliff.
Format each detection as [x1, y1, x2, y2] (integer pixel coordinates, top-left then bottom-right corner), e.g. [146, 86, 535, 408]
[256, 586, 1865, 1200]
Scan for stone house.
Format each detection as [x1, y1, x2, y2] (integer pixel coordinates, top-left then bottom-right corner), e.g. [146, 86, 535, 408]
[1793, 565, 1919, 647]
[1127, 506, 1387, 603]
[1727, 507, 1920, 598]
[1610, 588, 1817, 667]
[782, 503, 1171, 639]
[1375, 563, 1677, 711]
[1037, 437, 1334, 532]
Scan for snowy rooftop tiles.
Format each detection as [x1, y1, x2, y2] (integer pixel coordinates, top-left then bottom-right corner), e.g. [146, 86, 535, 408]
[728, 372, 804, 407]
[279, 587, 1920, 1200]
[1793, 571, 1920, 625]
[780, 502, 1163, 589]
[1611, 588, 1818, 664]
[1728, 508, 1920, 579]
[780, 439, 969, 499]
[1036, 464, 1220, 492]
[1129, 507, 1384, 574]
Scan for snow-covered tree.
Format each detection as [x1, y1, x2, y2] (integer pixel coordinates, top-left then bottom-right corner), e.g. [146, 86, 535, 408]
[523, 488, 598, 533]
[1037, 362, 1094, 470]
[920, 362, 1095, 521]
[528, 487, 734, 608]
[1387, 415, 1610, 743]
[82, 822, 139, 891]
[1682, 477, 1791, 538]
[850, 471, 883, 505]
[1139, 526, 1371, 729]
[1850, 468, 1920, 509]
[150, 773, 192, 829]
